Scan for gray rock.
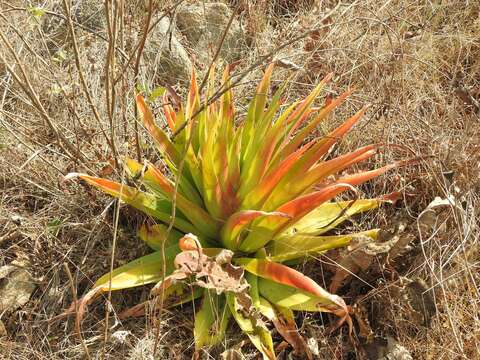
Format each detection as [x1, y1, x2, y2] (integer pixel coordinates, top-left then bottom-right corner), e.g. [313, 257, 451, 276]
[381, 337, 413, 360]
[176, 2, 247, 64]
[0, 319, 6, 338]
[0, 264, 36, 312]
[364, 337, 413, 360]
[145, 17, 193, 84]
[42, 0, 105, 54]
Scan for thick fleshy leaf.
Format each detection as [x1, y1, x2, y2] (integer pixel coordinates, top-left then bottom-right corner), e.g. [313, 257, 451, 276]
[333, 160, 411, 187]
[123, 157, 203, 207]
[136, 95, 181, 165]
[277, 144, 378, 204]
[67, 173, 197, 234]
[267, 229, 379, 262]
[236, 258, 348, 316]
[271, 87, 355, 167]
[194, 292, 231, 349]
[240, 74, 331, 202]
[94, 247, 179, 291]
[226, 293, 275, 360]
[220, 210, 290, 250]
[264, 106, 368, 211]
[62, 246, 180, 325]
[162, 92, 176, 131]
[138, 223, 185, 251]
[241, 64, 275, 164]
[241, 139, 315, 210]
[239, 183, 353, 252]
[279, 198, 385, 237]
[125, 159, 220, 238]
[119, 284, 203, 319]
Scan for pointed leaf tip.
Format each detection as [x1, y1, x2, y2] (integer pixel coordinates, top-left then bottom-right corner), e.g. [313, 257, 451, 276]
[64, 172, 84, 181]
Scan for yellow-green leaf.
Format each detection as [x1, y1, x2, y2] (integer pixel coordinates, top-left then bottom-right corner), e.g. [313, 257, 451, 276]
[194, 292, 231, 349]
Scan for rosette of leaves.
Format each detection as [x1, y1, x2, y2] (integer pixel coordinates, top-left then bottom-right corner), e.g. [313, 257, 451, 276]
[67, 65, 406, 359]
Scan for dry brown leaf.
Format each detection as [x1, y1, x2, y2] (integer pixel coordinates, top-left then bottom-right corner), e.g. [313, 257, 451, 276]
[272, 310, 312, 360]
[152, 235, 249, 297]
[0, 263, 36, 313]
[330, 235, 397, 293]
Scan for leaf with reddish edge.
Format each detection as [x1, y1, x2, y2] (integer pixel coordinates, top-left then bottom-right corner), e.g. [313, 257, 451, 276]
[279, 194, 400, 238]
[270, 73, 333, 142]
[271, 87, 355, 167]
[124, 156, 203, 207]
[238, 258, 340, 302]
[331, 159, 415, 187]
[123, 158, 219, 238]
[136, 95, 181, 165]
[239, 81, 289, 193]
[240, 76, 329, 201]
[294, 144, 377, 192]
[241, 63, 275, 164]
[241, 139, 316, 210]
[66, 173, 197, 234]
[236, 258, 351, 329]
[267, 144, 378, 212]
[185, 66, 200, 123]
[162, 91, 176, 131]
[296, 106, 369, 173]
[264, 106, 368, 211]
[200, 120, 223, 219]
[239, 183, 353, 252]
[143, 162, 220, 238]
[220, 210, 291, 250]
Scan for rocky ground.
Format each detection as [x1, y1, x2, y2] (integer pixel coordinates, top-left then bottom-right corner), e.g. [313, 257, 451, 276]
[0, 1, 479, 359]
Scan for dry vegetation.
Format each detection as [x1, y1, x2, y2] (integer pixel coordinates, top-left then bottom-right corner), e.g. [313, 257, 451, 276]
[0, 0, 479, 359]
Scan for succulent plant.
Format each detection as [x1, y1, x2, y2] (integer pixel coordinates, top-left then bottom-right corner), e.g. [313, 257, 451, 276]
[67, 64, 405, 358]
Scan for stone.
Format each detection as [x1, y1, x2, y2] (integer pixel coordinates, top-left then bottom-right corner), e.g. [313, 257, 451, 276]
[42, 0, 105, 54]
[0, 264, 36, 312]
[175, 2, 247, 64]
[145, 17, 193, 84]
[0, 320, 6, 337]
[381, 338, 413, 360]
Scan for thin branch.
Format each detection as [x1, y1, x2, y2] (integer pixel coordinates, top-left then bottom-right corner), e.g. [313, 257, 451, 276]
[132, 0, 156, 162]
[112, 0, 185, 86]
[0, 31, 85, 164]
[172, 2, 344, 138]
[62, 0, 119, 168]
[198, 3, 240, 92]
[63, 263, 92, 360]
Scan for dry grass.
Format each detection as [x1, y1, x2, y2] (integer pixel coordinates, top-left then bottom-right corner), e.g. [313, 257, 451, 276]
[1, 0, 479, 359]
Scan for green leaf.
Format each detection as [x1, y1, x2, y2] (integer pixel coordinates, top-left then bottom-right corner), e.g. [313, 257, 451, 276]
[27, 6, 45, 19]
[137, 223, 184, 251]
[148, 86, 166, 101]
[69, 173, 197, 235]
[237, 258, 348, 316]
[267, 229, 379, 262]
[226, 293, 275, 360]
[194, 292, 231, 349]
[258, 277, 342, 313]
[280, 198, 382, 237]
[94, 245, 179, 291]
